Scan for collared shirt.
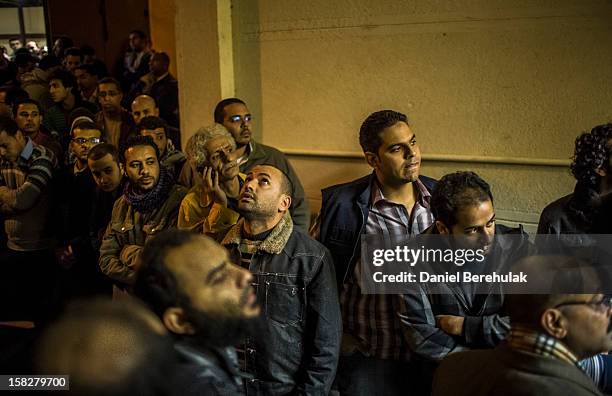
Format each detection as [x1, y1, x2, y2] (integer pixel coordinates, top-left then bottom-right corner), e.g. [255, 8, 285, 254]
[341, 177, 434, 360]
[506, 325, 578, 365]
[236, 142, 252, 168]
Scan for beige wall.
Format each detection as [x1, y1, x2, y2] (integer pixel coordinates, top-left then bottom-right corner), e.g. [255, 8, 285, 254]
[148, 0, 177, 77]
[229, 0, 612, 233]
[170, 0, 612, 233]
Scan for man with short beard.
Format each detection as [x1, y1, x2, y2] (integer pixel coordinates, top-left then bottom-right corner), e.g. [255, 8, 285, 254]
[99, 135, 186, 292]
[210, 98, 310, 232]
[221, 164, 341, 395]
[135, 229, 260, 395]
[178, 123, 243, 238]
[13, 99, 62, 160]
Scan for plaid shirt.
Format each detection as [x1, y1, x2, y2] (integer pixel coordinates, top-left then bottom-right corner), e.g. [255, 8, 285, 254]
[341, 178, 434, 360]
[507, 325, 578, 365]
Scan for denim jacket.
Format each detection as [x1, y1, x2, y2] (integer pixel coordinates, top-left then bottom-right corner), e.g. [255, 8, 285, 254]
[222, 212, 342, 395]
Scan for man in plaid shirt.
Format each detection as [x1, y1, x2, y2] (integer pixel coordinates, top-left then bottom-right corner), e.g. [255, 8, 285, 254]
[397, 171, 531, 393]
[313, 110, 437, 395]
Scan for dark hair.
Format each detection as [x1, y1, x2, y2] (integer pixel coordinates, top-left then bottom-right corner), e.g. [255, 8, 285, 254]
[49, 68, 76, 89]
[123, 135, 160, 163]
[257, 163, 293, 198]
[214, 98, 246, 123]
[74, 63, 100, 78]
[98, 77, 122, 93]
[152, 51, 170, 65]
[54, 36, 73, 48]
[14, 52, 36, 68]
[88, 142, 120, 163]
[4, 88, 29, 107]
[9, 37, 21, 43]
[0, 116, 20, 136]
[431, 171, 494, 228]
[12, 98, 42, 117]
[64, 46, 82, 59]
[134, 229, 197, 318]
[359, 110, 409, 153]
[129, 30, 147, 40]
[138, 116, 167, 134]
[72, 120, 99, 132]
[568, 124, 612, 229]
[39, 55, 61, 71]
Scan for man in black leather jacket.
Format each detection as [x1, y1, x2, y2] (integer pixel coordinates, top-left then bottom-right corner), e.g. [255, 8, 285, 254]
[135, 229, 261, 395]
[221, 164, 342, 395]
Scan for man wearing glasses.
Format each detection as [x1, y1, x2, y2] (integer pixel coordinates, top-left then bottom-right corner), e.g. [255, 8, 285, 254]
[433, 256, 612, 396]
[56, 118, 104, 298]
[95, 77, 135, 151]
[210, 98, 310, 232]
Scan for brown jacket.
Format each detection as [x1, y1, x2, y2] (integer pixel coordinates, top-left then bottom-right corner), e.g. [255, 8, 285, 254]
[98, 184, 187, 286]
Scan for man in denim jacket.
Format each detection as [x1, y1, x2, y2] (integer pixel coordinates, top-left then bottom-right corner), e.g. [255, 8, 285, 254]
[221, 164, 341, 395]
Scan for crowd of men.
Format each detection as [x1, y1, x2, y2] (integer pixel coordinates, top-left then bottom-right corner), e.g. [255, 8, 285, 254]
[1, 32, 612, 396]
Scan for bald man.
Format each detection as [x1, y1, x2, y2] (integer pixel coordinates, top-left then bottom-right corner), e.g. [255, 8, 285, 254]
[131, 94, 181, 149]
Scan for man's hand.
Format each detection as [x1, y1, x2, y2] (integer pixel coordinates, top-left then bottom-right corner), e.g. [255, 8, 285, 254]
[436, 315, 465, 336]
[201, 167, 227, 207]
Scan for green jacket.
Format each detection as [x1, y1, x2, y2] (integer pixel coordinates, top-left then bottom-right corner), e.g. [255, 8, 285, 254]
[98, 184, 187, 286]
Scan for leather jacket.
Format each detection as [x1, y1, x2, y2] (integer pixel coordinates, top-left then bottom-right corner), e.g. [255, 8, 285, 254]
[172, 341, 245, 395]
[221, 212, 342, 395]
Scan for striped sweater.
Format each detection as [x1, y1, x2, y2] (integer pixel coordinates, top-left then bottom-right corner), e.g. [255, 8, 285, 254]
[0, 138, 57, 251]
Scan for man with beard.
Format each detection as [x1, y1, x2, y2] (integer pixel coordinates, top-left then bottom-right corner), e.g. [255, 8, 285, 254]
[433, 256, 612, 396]
[95, 77, 135, 151]
[178, 123, 243, 238]
[396, 171, 531, 393]
[210, 98, 309, 232]
[221, 164, 341, 395]
[13, 99, 62, 160]
[312, 110, 436, 396]
[137, 116, 185, 180]
[135, 229, 260, 395]
[99, 135, 186, 293]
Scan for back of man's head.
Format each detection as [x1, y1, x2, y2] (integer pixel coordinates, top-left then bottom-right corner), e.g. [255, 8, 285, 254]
[36, 298, 173, 396]
[431, 171, 493, 228]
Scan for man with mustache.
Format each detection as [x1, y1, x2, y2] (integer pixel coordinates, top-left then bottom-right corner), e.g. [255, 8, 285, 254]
[312, 110, 436, 396]
[210, 98, 309, 232]
[433, 256, 612, 396]
[221, 164, 341, 395]
[178, 123, 244, 238]
[135, 229, 260, 395]
[397, 171, 531, 393]
[13, 99, 62, 161]
[99, 135, 186, 294]
[137, 116, 185, 181]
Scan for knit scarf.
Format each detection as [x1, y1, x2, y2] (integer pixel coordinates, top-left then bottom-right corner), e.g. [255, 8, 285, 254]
[124, 166, 175, 214]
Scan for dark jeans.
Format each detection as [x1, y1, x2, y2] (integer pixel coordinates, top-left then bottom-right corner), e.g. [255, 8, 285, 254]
[336, 352, 419, 396]
[0, 249, 60, 323]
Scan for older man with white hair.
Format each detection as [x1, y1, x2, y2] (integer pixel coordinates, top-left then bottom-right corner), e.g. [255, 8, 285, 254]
[178, 123, 244, 238]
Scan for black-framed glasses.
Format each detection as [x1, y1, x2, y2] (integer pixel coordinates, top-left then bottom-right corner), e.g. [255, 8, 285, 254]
[554, 296, 612, 313]
[228, 114, 252, 123]
[72, 137, 101, 145]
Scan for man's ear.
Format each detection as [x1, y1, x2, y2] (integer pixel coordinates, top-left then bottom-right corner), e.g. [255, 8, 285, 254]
[162, 307, 195, 335]
[278, 194, 292, 213]
[541, 308, 567, 339]
[364, 151, 379, 169]
[154, 107, 160, 117]
[436, 220, 450, 235]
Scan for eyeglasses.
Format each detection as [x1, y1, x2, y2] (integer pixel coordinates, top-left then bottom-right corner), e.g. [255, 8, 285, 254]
[228, 114, 252, 124]
[554, 296, 612, 313]
[72, 137, 101, 145]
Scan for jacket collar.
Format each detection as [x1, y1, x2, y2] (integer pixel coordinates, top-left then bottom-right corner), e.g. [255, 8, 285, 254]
[222, 211, 293, 254]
